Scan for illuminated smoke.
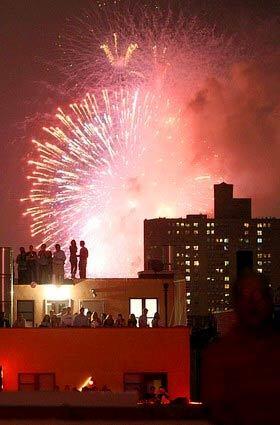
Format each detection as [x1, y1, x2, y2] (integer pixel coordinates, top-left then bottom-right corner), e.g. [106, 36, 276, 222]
[23, 2, 236, 276]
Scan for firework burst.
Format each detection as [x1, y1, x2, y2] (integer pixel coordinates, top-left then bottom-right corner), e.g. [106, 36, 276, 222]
[23, 2, 228, 276]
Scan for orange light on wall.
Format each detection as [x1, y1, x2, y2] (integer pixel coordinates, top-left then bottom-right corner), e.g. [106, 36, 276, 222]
[78, 376, 93, 392]
[0, 366, 3, 391]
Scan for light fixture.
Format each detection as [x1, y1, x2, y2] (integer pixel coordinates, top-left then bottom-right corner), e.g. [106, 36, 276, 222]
[90, 288, 97, 298]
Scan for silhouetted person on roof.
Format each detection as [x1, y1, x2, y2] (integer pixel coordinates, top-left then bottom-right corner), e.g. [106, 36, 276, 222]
[0, 312, 10, 328]
[16, 247, 27, 284]
[69, 240, 78, 279]
[202, 270, 280, 425]
[26, 245, 38, 283]
[79, 241, 88, 279]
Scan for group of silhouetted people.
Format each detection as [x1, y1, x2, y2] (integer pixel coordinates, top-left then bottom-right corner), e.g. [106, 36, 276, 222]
[36, 307, 162, 329]
[16, 240, 88, 284]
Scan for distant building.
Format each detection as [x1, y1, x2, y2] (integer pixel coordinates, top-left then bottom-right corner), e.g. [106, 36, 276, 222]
[144, 182, 280, 316]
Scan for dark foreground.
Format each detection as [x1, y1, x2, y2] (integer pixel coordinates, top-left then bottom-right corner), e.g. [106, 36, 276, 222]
[0, 405, 210, 424]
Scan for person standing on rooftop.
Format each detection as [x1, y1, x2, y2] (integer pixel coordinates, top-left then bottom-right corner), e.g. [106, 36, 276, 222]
[79, 241, 88, 279]
[69, 240, 78, 279]
[53, 244, 66, 284]
[16, 247, 27, 284]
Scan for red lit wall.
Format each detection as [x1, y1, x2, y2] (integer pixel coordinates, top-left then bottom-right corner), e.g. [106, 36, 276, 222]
[0, 328, 189, 399]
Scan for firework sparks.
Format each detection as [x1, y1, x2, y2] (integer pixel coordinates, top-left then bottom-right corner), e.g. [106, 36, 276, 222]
[100, 33, 138, 68]
[23, 2, 229, 276]
[24, 88, 209, 276]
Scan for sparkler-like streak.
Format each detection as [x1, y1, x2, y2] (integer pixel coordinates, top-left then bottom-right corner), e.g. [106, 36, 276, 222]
[100, 33, 138, 68]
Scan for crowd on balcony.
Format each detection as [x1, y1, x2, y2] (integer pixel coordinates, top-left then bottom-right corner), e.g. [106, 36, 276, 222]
[16, 240, 89, 284]
[0, 307, 163, 329]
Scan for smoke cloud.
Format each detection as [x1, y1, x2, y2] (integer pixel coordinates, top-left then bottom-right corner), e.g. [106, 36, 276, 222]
[188, 55, 280, 216]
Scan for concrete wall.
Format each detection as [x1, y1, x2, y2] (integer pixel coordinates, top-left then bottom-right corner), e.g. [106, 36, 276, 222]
[0, 328, 189, 399]
[13, 278, 175, 326]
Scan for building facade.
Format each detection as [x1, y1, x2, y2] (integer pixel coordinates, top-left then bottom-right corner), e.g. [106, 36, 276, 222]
[13, 277, 185, 327]
[144, 183, 280, 315]
[0, 327, 190, 398]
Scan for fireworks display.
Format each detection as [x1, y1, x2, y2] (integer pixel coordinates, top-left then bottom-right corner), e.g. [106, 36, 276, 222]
[23, 1, 231, 276]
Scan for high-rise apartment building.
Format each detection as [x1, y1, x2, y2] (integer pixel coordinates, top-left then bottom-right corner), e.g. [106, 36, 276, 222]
[144, 183, 280, 315]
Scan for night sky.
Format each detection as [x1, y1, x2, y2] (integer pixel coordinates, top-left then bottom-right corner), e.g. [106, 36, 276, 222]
[0, 0, 279, 254]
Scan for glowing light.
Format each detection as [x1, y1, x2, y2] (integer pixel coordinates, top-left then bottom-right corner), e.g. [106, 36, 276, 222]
[78, 376, 93, 392]
[43, 285, 71, 301]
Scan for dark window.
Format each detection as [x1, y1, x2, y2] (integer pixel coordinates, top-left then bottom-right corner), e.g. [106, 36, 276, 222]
[17, 300, 34, 327]
[236, 250, 253, 275]
[18, 373, 55, 392]
[124, 372, 167, 396]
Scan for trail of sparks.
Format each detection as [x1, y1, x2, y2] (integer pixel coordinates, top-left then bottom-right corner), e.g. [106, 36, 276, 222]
[23, 89, 193, 276]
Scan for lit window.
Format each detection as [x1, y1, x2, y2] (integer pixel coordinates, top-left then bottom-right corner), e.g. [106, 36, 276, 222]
[176, 230, 180, 234]
[185, 245, 190, 250]
[211, 223, 215, 227]
[185, 260, 190, 265]
[187, 299, 191, 305]
[207, 223, 210, 227]
[268, 223, 271, 228]
[257, 230, 262, 235]
[193, 230, 199, 235]
[194, 261, 199, 266]
[257, 238, 262, 243]
[244, 231, 249, 235]
[130, 299, 143, 319]
[193, 223, 199, 227]
[185, 268, 190, 273]
[257, 261, 262, 265]
[257, 253, 262, 258]
[211, 230, 215, 234]
[207, 230, 211, 234]
[224, 238, 229, 243]
[181, 223, 184, 227]
[186, 276, 191, 281]
[257, 268, 263, 273]
[185, 254, 190, 258]
[176, 253, 180, 257]
[225, 293, 230, 297]
[244, 223, 249, 228]
[224, 284, 230, 289]
[187, 292, 191, 297]
[257, 223, 262, 228]
[224, 261, 229, 266]
[224, 276, 230, 281]
[224, 246, 228, 251]
[129, 299, 158, 325]
[263, 223, 267, 227]
[194, 246, 199, 251]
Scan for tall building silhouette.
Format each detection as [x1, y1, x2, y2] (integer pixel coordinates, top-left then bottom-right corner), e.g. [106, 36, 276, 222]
[144, 183, 280, 316]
